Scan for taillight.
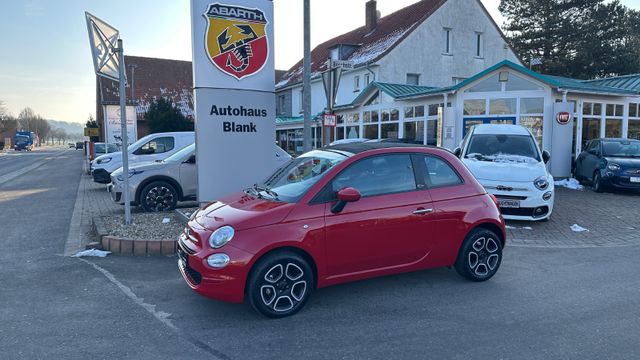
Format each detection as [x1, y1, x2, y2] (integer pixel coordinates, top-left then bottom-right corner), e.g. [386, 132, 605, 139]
[489, 194, 500, 208]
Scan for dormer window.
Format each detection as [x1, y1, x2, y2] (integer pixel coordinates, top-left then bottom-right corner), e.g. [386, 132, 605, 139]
[330, 47, 339, 60]
[328, 44, 360, 61]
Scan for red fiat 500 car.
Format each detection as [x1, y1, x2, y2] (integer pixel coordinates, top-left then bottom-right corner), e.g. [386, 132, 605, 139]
[178, 143, 506, 318]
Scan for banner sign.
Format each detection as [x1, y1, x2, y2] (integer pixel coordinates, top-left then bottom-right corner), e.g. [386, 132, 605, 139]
[103, 105, 137, 146]
[84, 127, 100, 137]
[192, 0, 276, 202]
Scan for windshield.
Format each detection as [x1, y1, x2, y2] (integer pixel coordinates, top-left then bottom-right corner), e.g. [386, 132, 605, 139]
[126, 134, 156, 152]
[16, 135, 29, 143]
[251, 150, 347, 203]
[602, 140, 640, 157]
[165, 144, 195, 162]
[466, 134, 540, 162]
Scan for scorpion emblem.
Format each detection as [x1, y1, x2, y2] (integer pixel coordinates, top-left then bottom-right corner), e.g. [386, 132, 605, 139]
[217, 25, 259, 73]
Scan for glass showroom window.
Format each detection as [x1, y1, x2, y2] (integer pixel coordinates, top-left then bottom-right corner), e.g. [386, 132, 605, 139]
[605, 103, 624, 138]
[381, 123, 399, 139]
[519, 97, 544, 148]
[427, 120, 438, 146]
[464, 99, 486, 115]
[364, 123, 378, 139]
[335, 115, 345, 140]
[582, 102, 602, 146]
[489, 98, 516, 115]
[346, 113, 360, 139]
[628, 103, 640, 139]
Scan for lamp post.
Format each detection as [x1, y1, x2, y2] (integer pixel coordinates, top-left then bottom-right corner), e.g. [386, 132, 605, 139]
[302, 0, 311, 151]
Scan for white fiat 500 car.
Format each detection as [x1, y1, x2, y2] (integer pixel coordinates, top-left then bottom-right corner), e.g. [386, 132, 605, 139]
[110, 143, 292, 212]
[91, 132, 194, 183]
[454, 124, 554, 221]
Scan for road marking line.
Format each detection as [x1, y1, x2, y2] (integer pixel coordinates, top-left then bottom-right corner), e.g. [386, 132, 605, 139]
[77, 258, 230, 360]
[77, 258, 178, 330]
[0, 149, 69, 185]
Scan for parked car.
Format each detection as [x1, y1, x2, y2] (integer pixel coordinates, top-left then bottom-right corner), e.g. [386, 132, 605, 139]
[454, 124, 553, 221]
[94, 142, 119, 156]
[68, 143, 75, 148]
[75, 141, 84, 150]
[110, 144, 292, 212]
[574, 138, 640, 192]
[178, 142, 506, 318]
[91, 132, 194, 183]
[328, 138, 369, 146]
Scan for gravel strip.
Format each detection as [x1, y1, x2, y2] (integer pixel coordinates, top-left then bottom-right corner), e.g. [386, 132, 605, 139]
[102, 212, 185, 241]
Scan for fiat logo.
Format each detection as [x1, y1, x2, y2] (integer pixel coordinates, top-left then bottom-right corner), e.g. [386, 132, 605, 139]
[556, 111, 572, 125]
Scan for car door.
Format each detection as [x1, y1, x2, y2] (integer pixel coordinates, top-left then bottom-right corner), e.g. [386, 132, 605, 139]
[581, 140, 601, 179]
[418, 154, 468, 266]
[323, 153, 434, 277]
[179, 153, 197, 198]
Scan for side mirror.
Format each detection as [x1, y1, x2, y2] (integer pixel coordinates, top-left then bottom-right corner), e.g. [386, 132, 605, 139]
[331, 187, 361, 214]
[542, 150, 551, 164]
[453, 147, 462, 157]
[184, 154, 196, 164]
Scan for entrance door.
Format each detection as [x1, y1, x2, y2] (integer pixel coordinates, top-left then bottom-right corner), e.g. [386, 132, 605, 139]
[463, 117, 516, 136]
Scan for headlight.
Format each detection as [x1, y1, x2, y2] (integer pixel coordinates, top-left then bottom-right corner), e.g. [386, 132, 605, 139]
[209, 226, 235, 249]
[116, 169, 143, 181]
[534, 176, 549, 190]
[207, 253, 230, 269]
[607, 163, 620, 171]
[97, 157, 112, 164]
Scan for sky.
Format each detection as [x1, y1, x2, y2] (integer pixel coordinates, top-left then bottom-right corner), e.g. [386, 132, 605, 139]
[0, 0, 639, 124]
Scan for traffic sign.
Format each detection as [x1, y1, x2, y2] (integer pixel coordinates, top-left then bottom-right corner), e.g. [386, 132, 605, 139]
[84, 127, 100, 137]
[323, 114, 337, 127]
[325, 59, 354, 70]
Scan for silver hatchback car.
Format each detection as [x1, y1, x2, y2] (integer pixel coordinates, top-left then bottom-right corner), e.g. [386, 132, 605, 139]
[110, 143, 293, 212]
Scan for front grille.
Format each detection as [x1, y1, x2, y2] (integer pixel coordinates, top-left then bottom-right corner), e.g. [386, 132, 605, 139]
[495, 195, 528, 200]
[179, 259, 202, 285]
[501, 206, 549, 218]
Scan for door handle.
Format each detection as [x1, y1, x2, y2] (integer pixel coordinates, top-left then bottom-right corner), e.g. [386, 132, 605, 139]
[412, 208, 433, 215]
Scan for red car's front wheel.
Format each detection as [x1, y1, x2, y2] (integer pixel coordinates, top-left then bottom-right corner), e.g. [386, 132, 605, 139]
[247, 251, 314, 318]
[455, 228, 503, 282]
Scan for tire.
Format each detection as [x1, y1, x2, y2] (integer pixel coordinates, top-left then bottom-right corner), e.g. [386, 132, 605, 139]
[592, 172, 603, 193]
[139, 181, 178, 212]
[247, 251, 314, 318]
[455, 228, 503, 282]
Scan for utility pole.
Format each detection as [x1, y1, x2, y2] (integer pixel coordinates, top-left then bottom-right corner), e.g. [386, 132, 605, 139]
[117, 39, 131, 225]
[302, 0, 312, 151]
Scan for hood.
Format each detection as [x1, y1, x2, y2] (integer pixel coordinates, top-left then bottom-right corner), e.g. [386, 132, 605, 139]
[94, 151, 122, 163]
[463, 157, 548, 182]
[604, 157, 640, 168]
[195, 192, 294, 231]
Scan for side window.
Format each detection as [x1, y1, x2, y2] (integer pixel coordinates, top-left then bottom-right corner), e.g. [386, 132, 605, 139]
[331, 154, 417, 197]
[137, 137, 175, 155]
[423, 156, 463, 188]
[588, 140, 600, 155]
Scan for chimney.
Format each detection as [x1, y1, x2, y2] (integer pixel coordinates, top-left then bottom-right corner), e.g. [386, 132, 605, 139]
[366, 0, 377, 33]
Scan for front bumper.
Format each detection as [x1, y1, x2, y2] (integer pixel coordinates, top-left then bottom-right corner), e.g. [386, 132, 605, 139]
[481, 180, 554, 221]
[177, 225, 255, 304]
[601, 172, 640, 190]
[92, 168, 111, 183]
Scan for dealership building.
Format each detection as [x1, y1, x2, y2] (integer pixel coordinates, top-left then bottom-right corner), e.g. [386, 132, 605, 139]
[274, 0, 640, 176]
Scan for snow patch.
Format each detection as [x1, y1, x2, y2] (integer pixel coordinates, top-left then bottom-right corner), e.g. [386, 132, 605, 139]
[72, 249, 112, 258]
[570, 224, 589, 232]
[554, 178, 584, 190]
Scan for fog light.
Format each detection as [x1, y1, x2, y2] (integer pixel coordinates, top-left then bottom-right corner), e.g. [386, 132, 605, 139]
[543, 191, 552, 201]
[207, 253, 230, 269]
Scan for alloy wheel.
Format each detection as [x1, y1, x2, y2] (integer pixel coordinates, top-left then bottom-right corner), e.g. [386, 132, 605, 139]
[145, 186, 175, 212]
[467, 236, 500, 277]
[259, 263, 307, 313]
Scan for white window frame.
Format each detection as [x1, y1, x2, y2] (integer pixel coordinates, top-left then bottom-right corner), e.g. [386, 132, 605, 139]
[354, 75, 361, 92]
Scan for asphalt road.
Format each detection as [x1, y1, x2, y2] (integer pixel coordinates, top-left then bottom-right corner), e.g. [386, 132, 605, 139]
[1, 149, 640, 359]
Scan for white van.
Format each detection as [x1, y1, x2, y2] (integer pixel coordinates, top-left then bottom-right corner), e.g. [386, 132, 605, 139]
[91, 132, 194, 183]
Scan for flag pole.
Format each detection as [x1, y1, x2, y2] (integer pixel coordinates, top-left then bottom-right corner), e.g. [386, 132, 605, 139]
[116, 39, 131, 225]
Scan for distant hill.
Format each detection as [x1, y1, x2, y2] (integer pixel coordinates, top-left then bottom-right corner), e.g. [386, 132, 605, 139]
[47, 120, 84, 137]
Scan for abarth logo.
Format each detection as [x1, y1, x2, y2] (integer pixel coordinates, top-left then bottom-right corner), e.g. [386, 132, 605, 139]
[203, 3, 269, 80]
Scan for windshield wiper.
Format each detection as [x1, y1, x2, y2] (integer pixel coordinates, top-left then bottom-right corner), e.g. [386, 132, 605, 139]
[253, 184, 279, 199]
